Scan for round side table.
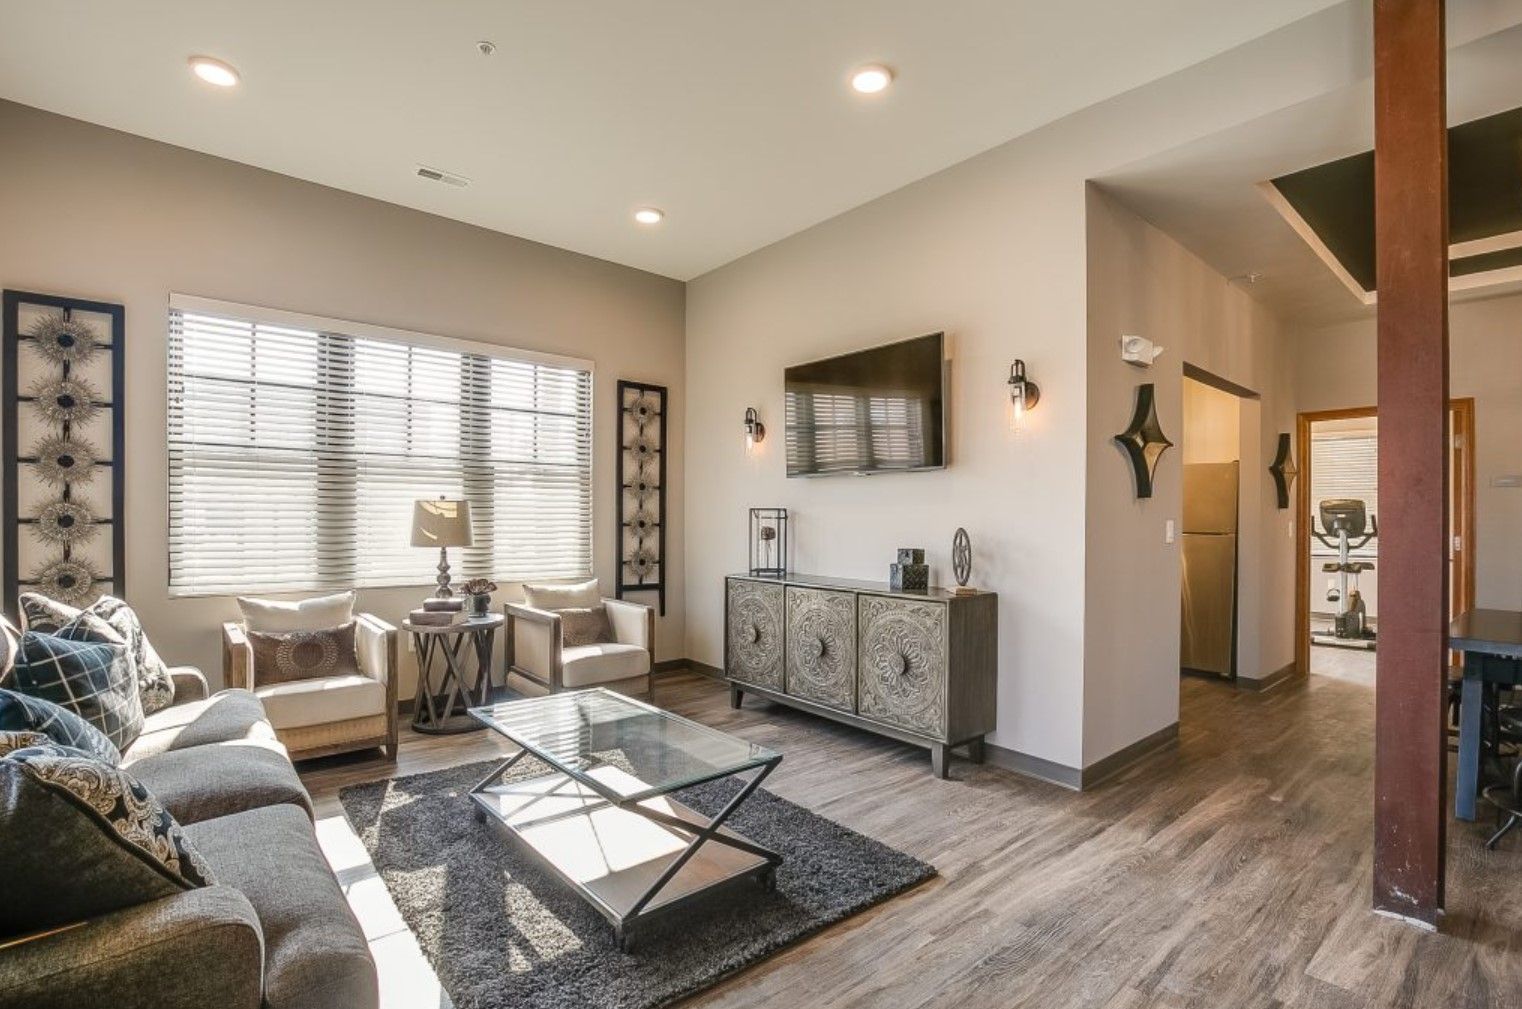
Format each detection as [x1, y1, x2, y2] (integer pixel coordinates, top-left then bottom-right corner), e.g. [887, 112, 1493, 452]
[404, 613, 503, 734]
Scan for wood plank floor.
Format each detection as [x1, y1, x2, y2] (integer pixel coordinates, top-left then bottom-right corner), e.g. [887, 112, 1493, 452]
[299, 670, 1522, 1009]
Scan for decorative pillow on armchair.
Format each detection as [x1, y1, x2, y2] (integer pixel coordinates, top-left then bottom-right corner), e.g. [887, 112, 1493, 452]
[247, 621, 362, 686]
[19, 593, 175, 715]
[0, 742, 213, 937]
[9, 628, 143, 751]
[560, 606, 614, 647]
[523, 579, 602, 611]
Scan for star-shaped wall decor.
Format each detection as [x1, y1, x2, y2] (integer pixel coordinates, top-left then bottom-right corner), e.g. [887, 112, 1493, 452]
[1270, 432, 1299, 509]
[1114, 383, 1173, 499]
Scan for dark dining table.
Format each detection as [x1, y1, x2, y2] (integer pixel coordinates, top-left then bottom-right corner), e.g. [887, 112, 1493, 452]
[1452, 608, 1522, 820]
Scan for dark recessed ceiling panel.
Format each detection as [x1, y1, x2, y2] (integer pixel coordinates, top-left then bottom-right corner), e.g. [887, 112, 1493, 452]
[1269, 105, 1522, 294]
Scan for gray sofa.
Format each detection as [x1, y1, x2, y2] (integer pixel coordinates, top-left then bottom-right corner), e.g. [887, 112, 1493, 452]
[0, 665, 378, 1009]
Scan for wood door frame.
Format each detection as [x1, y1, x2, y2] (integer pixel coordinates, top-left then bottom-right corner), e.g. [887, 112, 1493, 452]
[1294, 399, 1476, 678]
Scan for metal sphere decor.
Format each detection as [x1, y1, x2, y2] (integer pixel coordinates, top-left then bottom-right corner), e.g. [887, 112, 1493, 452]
[35, 499, 99, 545]
[28, 314, 101, 365]
[952, 527, 972, 589]
[30, 435, 99, 486]
[28, 375, 103, 426]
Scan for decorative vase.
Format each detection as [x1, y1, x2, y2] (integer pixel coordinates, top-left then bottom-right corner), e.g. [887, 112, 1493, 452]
[470, 593, 491, 618]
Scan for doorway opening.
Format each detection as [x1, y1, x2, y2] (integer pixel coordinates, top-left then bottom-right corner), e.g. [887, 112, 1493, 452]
[1179, 370, 1257, 682]
[1294, 401, 1475, 684]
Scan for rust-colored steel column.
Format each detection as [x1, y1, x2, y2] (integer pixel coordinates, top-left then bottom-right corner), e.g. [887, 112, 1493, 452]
[1373, 0, 1449, 926]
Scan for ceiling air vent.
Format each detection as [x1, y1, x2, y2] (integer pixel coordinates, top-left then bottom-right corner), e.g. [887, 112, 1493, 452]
[415, 165, 470, 188]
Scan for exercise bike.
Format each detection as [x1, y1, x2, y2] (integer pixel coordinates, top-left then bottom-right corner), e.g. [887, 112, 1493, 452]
[1311, 498, 1378, 647]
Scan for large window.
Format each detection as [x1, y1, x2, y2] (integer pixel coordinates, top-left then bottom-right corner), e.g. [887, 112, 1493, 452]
[1309, 427, 1378, 559]
[167, 296, 593, 596]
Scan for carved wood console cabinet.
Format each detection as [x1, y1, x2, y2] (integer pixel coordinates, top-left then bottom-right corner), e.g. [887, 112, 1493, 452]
[724, 573, 997, 777]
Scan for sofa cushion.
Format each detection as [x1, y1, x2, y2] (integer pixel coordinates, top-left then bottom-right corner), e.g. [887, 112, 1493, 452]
[126, 739, 312, 824]
[561, 641, 651, 687]
[248, 622, 361, 686]
[0, 687, 121, 764]
[125, 689, 275, 761]
[9, 630, 143, 751]
[236, 590, 355, 633]
[255, 674, 386, 731]
[19, 592, 175, 715]
[185, 804, 377, 1009]
[522, 578, 601, 611]
[0, 743, 213, 937]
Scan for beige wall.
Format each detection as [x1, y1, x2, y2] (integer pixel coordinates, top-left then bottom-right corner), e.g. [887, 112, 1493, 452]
[1294, 293, 1522, 610]
[1084, 187, 1297, 765]
[0, 100, 687, 696]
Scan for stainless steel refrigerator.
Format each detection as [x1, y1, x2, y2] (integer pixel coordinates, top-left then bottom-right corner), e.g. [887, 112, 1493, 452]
[1180, 461, 1239, 678]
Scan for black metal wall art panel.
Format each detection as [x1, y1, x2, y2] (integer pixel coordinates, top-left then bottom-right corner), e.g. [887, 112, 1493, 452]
[3, 290, 126, 613]
[615, 380, 667, 615]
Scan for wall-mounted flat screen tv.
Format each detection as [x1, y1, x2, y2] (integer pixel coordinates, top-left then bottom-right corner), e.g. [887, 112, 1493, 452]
[785, 332, 946, 477]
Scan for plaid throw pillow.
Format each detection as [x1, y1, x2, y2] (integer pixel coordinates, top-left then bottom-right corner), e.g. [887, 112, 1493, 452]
[0, 687, 122, 764]
[10, 631, 143, 752]
[19, 593, 175, 715]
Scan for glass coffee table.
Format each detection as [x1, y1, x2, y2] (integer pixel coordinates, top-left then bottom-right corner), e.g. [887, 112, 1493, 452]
[468, 689, 783, 951]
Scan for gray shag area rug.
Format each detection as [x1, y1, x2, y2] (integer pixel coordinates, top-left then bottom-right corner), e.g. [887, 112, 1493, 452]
[339, 756, 934, 1009]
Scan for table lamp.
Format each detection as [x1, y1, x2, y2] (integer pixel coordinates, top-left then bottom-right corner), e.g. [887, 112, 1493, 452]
[412, 497, 473, 605]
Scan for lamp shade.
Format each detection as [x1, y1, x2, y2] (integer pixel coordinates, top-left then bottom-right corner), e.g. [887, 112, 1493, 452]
[411, 498, 473, 548]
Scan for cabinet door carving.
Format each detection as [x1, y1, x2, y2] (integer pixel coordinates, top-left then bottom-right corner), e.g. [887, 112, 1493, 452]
[858, 596, 947, 736]
[726, 579, 784, 691]
[785, 587, 856, 711]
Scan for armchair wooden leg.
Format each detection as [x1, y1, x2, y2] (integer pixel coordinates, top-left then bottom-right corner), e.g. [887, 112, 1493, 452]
[385, 740, 399, 761]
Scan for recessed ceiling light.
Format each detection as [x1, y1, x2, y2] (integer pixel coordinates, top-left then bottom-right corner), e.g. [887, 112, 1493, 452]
[633, 207, 665, 225]
[850, 64, 893, 95]
[189, 56, 240, 88]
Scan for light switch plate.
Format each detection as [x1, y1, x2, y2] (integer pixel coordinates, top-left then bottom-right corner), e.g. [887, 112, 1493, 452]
[1493, 475, 1522, 488]
[1165, 519, 1176, 544]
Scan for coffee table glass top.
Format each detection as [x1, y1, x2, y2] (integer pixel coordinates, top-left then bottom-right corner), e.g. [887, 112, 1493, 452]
[469, 689, 778, 800]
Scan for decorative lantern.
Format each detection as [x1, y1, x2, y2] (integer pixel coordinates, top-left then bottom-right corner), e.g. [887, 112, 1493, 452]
[749, 508, 788, 577]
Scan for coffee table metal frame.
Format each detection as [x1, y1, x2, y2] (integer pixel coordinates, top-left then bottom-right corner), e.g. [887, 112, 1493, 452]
[467, 689, 783, 951]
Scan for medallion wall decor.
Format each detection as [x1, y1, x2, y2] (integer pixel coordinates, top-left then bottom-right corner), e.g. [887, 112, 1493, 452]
[1113, 383, 1173, 500]
[3, 291, 126, 613]
[614, 380, 667, 614]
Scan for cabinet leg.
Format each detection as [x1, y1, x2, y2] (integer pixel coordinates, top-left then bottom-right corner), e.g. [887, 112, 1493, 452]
[729, 684, 744, 709]
[931, 743, 949, 779]
[965, 737, 985, 765]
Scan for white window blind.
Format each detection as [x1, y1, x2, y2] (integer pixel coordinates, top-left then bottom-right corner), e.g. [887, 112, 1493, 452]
[167, 298, 593, 596]
[1310, 431, 1378, 558]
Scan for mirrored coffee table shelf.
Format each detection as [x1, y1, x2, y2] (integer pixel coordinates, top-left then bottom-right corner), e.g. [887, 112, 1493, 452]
[467, 689, 783, 951]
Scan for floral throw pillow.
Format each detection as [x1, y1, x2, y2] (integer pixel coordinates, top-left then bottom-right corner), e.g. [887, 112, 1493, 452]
[560, 606, 614, 648]
[0, 742, 213, 936]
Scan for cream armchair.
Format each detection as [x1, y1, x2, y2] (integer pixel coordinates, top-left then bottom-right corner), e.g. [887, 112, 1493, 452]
[222, 613, 399, 761]
[505, 595, 655, 699]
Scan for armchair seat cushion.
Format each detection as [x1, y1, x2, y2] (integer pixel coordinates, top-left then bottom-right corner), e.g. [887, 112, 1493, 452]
[255, 675, 386, 731]
[126, 740, 312, 824]
[125, 689, 274, 761]
[561, 642, 651, 688]
[185, 804, 377, 1009]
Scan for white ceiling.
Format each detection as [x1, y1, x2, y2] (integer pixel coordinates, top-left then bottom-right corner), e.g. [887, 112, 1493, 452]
[0, 1, 1344, 280]
[1098, 16, 1522, 328]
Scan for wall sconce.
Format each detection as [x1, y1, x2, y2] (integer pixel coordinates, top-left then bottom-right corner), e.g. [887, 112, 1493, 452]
[744, 407, 766, 454]
[1007, 360, 1040, 433]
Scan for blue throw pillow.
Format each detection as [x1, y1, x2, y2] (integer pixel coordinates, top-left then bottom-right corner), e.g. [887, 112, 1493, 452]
[0, 688, 122, 765]
[7, 629, 142, 752]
